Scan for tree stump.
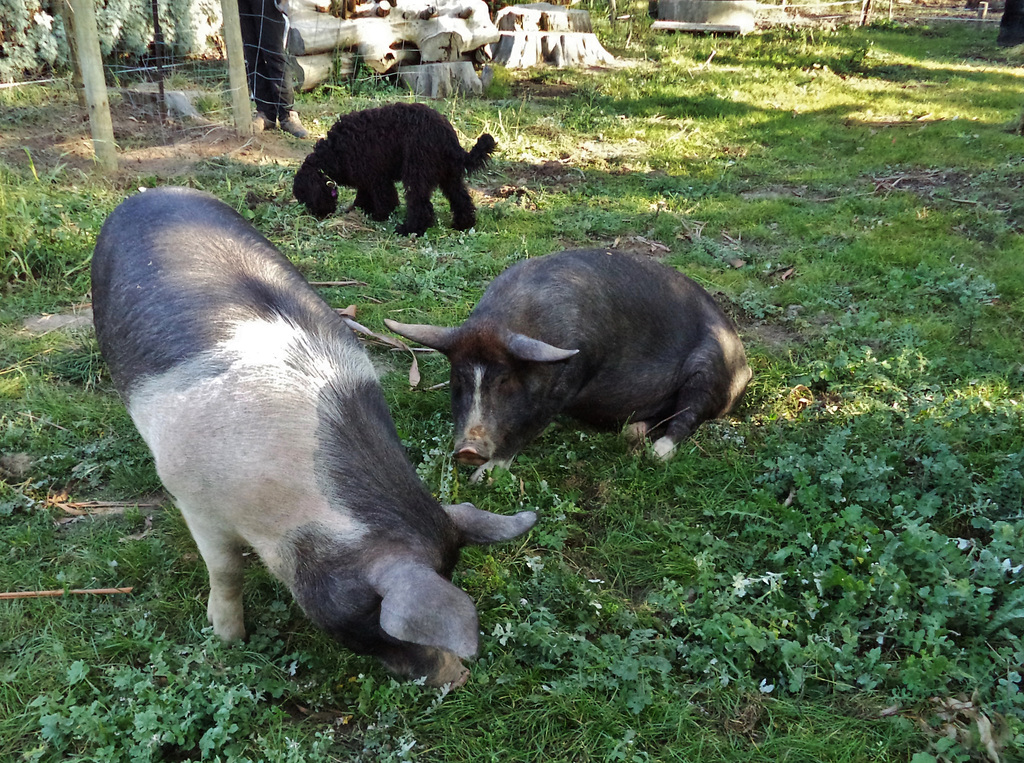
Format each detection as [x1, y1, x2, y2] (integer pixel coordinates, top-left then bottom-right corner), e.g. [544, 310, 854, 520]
[490, 3, 613, 68]
[396, 61, 485, 97]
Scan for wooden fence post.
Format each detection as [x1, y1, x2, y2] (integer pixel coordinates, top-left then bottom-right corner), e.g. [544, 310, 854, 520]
[69, 0, 117, 171]
[220, 0, 253, 137]
[59, 0, 86, 107]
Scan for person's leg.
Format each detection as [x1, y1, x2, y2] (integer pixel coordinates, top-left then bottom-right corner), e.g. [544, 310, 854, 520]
[257, 0, 308, 135]
[237, 0, 272, 125]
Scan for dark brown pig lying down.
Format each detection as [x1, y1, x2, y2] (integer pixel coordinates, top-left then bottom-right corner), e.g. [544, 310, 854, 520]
[387, 248, 751, 481]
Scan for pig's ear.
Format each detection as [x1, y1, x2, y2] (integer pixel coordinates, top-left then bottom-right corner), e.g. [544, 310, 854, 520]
[370, 558, 480, 659]
[384, 319, 457, 353]
[505, 332, 579, 363]
[444, 503, 538, 545]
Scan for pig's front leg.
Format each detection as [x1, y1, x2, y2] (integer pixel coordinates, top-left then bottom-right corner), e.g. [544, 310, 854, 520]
[624, 419, 679, 461]
[183, 510, 248, 641]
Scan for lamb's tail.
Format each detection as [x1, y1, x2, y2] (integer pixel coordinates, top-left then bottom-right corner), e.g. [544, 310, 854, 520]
[464, 133, 497, 174]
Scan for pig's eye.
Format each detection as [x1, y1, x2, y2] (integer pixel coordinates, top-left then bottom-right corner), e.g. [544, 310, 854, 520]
[491, 370, 515, 388]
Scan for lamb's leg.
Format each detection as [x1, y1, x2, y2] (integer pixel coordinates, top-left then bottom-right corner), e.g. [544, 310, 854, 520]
[440, 174, 477, 231]
[397, 183, 437, 236]
[351, 188, 374, 215]
[368, 183, 400, 222]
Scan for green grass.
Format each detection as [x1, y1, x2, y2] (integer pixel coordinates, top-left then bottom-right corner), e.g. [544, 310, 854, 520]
[2, 14, 1023, 763]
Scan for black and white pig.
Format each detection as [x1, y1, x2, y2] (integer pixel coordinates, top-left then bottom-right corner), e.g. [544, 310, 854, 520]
[385, 249, 752, 481]
[90, 186, 535, 687]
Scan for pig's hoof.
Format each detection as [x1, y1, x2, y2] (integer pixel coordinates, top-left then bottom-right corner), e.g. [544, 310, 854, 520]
[439, 665, 472, 690]
[449, 664, 471, 689]
[209, 606, 247, 642]
[651, 436, 677, 461]
[212, 621, 247, 642]
[469, 458, 512, 483]
[623, 422, 649, 448]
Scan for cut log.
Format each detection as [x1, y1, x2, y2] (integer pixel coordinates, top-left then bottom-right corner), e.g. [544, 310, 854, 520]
[292, 52, 356, 91]
[491, 3, 613, 68]
[396, 61, 484, 97]
[283, 0, 498, 73]
[292, 49, 418, 90]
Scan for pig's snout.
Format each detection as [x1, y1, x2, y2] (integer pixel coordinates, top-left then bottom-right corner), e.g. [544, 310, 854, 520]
[455, 444, 489, 466]
[455, 425, 493, 466]
[429, 655, 472, 689]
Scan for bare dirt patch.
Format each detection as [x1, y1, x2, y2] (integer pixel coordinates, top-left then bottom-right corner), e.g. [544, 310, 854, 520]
[869, 167, 1021, 218]
[870, 168, 974, 197]
[0, 93, 308, 182]
[742, 320, 804, 351]
[478, 158, 584, 204]
[511, 78, 576, 100]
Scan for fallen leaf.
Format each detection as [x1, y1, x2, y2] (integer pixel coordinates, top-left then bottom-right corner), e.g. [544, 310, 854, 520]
[341, 316, 407, 350]
[638, 236, 670, 254]
[408, 353, 421, 389]
[343, 317, 428, 389]
[728, 258, 747, 269]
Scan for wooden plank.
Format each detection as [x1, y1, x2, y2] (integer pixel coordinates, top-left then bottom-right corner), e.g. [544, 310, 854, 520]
[651, 20, 748, 32]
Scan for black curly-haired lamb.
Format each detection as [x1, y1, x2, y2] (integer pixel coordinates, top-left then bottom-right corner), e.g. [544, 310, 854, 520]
[293, 103, 496, 236]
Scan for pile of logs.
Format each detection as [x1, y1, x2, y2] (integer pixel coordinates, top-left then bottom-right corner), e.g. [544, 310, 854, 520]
[281, 0, 615, 95]
[284, 0, 498, 94]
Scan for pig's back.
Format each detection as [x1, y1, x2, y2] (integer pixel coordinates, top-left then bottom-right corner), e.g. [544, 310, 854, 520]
[476, 249, 733, 354]
[477, 249, 745, 424]
[91, 187, 449, 554]
[91, 186, 349, 396]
